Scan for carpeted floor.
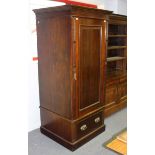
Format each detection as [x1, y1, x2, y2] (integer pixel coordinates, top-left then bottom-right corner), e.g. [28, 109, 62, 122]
[28, 108, 127, 155]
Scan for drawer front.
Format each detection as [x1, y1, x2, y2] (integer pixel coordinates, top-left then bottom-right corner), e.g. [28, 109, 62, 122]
[75, 111, 103, 139]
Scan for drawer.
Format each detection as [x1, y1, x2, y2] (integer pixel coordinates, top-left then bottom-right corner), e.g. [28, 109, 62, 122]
[75, 111, 103, 139]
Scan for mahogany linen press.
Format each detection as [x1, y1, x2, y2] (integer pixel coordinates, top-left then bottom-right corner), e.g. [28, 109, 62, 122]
[34, 5, 112, 151]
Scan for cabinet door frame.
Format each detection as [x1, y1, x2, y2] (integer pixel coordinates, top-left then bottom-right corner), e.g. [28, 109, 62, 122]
[105, 80, 119, 107]
[72, 16, 107, 117]
[118, 77, 127, 102]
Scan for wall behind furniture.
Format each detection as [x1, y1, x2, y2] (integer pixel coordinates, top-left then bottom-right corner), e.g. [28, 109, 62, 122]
[102, 0, 118, 13]
[63, 0, 127, 15]
[28, 0, 127, 132]
[117, 0, 127, 15]
[28, 0, 65, 132]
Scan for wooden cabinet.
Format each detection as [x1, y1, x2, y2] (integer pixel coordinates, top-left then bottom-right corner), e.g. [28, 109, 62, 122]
[76, 17, 106, 116]
[105, 75, 127, 117]
[119, 77, 127, 102]
[104, 14, 127, 117]
[105, 80, 118, 106]
[34, 5, 112, 151]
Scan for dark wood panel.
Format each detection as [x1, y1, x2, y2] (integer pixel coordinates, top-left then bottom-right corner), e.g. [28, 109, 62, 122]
[105, 80, 118, 106]
[75, 17, 106, 116]
[74, 111, 103, 140]
[104, 100, 127, 117]
[36, 15, 72, 118]
[40, 107, 72, 141]
[40, 107, 105, 143]
[79, 25, 101, 110]
[105, 75, 127, 117]
[119, 77, 127, 101]
[41, 123, 105, 151]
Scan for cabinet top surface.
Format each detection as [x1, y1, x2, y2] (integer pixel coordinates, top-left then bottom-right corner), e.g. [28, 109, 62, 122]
[109, 14, 127, 22]
[111, 13, 127, 17]
[33, 4, 112, 15]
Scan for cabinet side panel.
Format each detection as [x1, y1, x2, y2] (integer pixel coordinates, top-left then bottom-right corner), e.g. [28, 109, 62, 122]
[40, 108, 72, 141]
[36, 15, 71, 118]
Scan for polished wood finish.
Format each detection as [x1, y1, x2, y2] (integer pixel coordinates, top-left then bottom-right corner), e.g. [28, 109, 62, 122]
[41, 123, 105, 151]
[76, 17, 106, 116]
[34, 5, 112, 151]
[75, 111, 103, 139]
[36, 15, 72, 118]
[79, 24, 100, 110]
[105, 14, 127, 117]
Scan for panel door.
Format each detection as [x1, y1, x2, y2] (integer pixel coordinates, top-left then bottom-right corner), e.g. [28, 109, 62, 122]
[118, 77, 127, 102]
[105, 81, 118, 107]
[73, 17, 106, 116]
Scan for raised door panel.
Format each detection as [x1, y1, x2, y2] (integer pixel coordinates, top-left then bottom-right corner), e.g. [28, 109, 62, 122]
[74, 17, 106, 116]
[105, 81, 118, 107]
[118, 77, 127, 101]
[79, 26, 100, 110]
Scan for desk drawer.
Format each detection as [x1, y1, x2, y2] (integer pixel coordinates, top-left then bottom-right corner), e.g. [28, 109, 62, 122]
[75, 111, 103, 139]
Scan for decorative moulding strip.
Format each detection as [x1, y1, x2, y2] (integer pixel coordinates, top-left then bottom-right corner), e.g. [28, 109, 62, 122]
[53, 0, 97, 8]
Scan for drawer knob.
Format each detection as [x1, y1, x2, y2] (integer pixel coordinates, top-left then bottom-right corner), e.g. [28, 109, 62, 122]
[80, 124, 87, 131]
[94, 117, 100, 123]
